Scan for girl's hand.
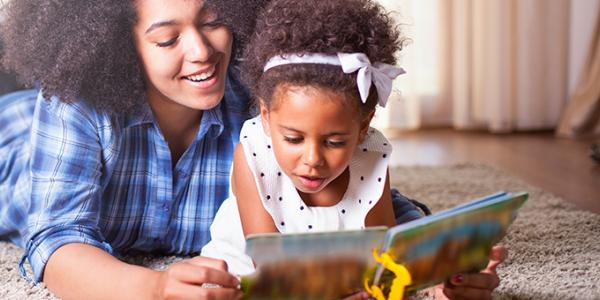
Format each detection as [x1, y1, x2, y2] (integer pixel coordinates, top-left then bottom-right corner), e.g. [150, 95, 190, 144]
[153, 256, 243, 300]
[431, 246, 507, 300]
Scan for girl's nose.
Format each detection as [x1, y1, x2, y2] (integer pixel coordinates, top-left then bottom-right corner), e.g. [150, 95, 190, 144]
[303, 143, 324, 167]
[185, 30, 214, 63]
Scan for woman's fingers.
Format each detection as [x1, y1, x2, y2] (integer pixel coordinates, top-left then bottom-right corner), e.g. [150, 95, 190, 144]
[187, 256, 229, 272]
[162, 280, 243, 300]
[169, 262, 240, 288]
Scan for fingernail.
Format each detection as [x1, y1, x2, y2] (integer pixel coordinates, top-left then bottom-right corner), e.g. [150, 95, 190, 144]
[452, 274, 464, 284]
[360, 291, 370, 299]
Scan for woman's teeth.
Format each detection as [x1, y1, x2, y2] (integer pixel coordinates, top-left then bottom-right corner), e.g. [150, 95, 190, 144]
[185, 67, 215, 82]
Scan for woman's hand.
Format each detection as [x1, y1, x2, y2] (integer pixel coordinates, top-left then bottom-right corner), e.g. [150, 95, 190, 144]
[430, 246, 507, 300]
[153, 256, 243, 300]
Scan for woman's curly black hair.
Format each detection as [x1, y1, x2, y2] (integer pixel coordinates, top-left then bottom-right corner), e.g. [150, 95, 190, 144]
[0, 0, 267, 114]
[242, 0, 406, 118]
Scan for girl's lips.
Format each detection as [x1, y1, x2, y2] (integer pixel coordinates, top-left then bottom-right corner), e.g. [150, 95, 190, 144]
[298, 176, 325, 189]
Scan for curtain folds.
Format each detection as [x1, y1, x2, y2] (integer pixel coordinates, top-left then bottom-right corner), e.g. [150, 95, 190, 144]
[374, 0, 570, 133]
[557, 7, 600, 138]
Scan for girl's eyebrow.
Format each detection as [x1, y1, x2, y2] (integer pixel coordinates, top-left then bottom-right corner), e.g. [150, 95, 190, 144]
[279, 125, 302, 133]
[279, 125, 350, 136]
[145, 20, 178, 34]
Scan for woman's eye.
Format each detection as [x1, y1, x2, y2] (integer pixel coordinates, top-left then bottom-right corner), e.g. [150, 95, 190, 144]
[155, 37, 178, 48]
[203, 19, 224, 28]
[326, 140, 347, 147]
[283, 137, 302, 144]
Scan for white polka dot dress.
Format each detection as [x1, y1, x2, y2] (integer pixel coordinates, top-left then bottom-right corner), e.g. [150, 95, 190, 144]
[201, 116, 392, 275]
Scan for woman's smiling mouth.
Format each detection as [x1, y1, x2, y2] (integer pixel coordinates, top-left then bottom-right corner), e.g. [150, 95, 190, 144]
[181, 64, 219, 89]
[182, 65, 216, 82]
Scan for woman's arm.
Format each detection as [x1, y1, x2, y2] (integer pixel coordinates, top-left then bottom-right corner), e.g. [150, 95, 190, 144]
[365, 169, 397, 228]
[28, 96, 241, 299]
[232, 144, 278, 236]
[45, 243, 242, 300]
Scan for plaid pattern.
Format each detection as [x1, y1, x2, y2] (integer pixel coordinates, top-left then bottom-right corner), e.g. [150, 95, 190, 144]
[0, 70, 250, 282]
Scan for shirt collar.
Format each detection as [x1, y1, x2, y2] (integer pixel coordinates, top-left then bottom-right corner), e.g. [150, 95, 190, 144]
[123, 99, 225, 139]
[198, 103, 224, 139]
[123, 101, 154, 128]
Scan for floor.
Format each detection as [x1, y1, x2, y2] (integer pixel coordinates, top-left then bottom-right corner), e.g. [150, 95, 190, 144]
[385, 128, 600, 213]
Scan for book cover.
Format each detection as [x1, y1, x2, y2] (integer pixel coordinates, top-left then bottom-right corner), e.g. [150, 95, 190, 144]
[241, 191, 528, 299]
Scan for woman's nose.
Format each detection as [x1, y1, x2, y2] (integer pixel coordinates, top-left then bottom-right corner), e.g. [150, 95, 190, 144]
[185, 30, 214, 63]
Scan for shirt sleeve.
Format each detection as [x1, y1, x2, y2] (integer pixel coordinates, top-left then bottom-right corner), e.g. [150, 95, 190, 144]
[391, 188, 427, 224]
[21, 92, 113, 283]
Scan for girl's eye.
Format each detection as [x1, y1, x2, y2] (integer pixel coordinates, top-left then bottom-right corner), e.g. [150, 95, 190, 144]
[155, 37, 178, 48]
[326, 140, 347, 147]
[283, 136, 302, 144]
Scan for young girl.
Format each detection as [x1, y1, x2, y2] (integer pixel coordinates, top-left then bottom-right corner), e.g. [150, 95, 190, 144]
[0, 0, 267, 299]
[203, 0, 506, 299]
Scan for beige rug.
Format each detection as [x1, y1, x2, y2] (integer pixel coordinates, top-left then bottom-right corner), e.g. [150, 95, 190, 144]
[1, 164, 599, 299]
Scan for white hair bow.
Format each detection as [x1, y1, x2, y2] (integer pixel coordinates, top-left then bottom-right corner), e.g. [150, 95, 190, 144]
[263, 52, 405, 107]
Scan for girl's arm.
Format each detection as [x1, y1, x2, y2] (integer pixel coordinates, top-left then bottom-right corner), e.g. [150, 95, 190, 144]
[45, 243, 242, 300]
[365, 169, 397, 228]
[232, 144, 279, 236]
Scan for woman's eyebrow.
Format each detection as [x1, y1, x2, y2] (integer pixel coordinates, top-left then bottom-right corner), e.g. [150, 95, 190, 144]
[145, 20, 178, 34]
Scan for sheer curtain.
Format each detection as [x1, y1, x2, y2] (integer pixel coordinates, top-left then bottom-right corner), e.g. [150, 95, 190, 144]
[557, 7, 600, 137]
[374, 0, 570, 133]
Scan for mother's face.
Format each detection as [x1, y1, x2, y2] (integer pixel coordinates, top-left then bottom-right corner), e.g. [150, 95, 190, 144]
[132, 0, 233, 111]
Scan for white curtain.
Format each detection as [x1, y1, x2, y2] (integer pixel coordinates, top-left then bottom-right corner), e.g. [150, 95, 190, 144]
[557, 6, 600, 137]
[373, 0, 570, 133]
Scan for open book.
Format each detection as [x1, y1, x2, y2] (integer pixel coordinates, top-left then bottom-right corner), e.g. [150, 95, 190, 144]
[240, 191, 528, 299]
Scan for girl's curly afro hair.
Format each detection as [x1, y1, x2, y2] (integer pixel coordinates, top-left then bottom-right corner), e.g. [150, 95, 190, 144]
[0, 0, 267, 114]
[241, 0, 406, 118]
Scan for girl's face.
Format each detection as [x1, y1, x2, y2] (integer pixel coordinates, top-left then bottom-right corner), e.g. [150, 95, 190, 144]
[261, 86, 371, 198]
[133, 0, 232, 111]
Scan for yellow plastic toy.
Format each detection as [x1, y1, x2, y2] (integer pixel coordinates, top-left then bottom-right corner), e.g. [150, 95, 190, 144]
[364, 248, 412, 300]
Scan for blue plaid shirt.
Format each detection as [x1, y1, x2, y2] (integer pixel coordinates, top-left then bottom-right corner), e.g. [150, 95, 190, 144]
[0, 70, 250, 282]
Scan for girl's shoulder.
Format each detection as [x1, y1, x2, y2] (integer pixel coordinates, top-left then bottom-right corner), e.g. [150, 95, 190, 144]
[359, 127, 393, 155]
[239, 115, 266, 141]
[237, 115, 276, 175]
